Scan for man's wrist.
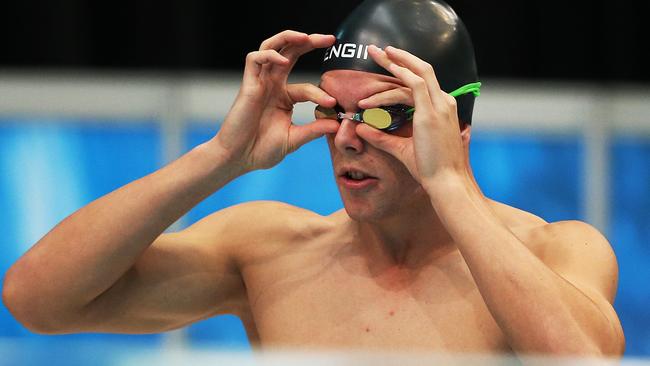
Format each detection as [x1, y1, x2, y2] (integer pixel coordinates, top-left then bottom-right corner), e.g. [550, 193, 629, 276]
[192, 139, 248, 182]
[422, 170, 476, 205]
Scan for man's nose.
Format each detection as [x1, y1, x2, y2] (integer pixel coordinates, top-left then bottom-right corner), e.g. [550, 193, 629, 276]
[333, 118, 364, 154]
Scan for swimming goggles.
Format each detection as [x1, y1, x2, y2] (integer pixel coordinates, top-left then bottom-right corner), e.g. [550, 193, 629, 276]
[314, 81, 481, 131]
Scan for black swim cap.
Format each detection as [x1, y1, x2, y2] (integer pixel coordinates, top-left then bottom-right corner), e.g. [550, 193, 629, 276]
[321, 0, 479, 124]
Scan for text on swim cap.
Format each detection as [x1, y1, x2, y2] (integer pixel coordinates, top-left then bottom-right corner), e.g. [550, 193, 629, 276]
[323, 43, 375, 62]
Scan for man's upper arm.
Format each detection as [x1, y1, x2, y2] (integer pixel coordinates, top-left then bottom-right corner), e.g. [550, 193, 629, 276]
[540, 220, 625, 355]
[77, 202, 270, 334]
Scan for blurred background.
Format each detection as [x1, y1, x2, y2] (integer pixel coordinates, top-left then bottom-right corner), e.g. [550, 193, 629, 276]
[0, 0, 649, 364]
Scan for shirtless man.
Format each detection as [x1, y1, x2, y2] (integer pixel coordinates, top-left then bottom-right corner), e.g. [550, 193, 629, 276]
[2, 0, 624, 357]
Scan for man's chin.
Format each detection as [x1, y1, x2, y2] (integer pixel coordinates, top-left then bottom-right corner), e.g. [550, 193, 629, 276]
[342, 201, 389, 222]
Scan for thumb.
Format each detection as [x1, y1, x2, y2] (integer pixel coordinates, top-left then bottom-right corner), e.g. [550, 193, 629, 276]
[287, 119, 340, 153]
[356, 123, 409, 160]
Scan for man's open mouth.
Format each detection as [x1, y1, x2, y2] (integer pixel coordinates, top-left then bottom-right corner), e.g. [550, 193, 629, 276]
[344, 170, 373, 180]
[338, 169, 379, 189]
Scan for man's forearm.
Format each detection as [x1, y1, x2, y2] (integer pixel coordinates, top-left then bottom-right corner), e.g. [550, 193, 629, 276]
[424, 172, 617, 356]
[3, 140, 241, 318]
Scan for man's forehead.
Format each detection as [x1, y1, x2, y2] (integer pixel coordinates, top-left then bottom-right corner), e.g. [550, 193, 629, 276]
[319, 70, 404, 108]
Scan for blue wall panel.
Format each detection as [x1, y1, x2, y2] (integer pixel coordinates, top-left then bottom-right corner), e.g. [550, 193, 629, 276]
[610, 136, 650, 356]
[470, 132, 583, 223]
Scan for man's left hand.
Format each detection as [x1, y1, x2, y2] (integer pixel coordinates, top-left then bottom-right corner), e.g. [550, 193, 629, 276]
[356, 45, 467, 187]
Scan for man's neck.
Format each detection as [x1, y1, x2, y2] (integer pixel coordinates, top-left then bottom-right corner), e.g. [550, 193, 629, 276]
[353, 196, 457, 269]
[346, 165, 485, 271]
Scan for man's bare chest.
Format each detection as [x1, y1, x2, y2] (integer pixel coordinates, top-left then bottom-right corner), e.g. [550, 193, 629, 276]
[241, 253, 510, 352]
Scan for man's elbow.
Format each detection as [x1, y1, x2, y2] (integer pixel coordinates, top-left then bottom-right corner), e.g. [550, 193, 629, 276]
[516, 322, 625, 358]
[575, 322, 625, 358]
[2, 265, 71, 335]
[598, 322, 626, 358]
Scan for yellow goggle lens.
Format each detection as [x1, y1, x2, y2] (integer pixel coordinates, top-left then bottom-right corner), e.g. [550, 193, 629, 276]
[362, 108, 392, 129]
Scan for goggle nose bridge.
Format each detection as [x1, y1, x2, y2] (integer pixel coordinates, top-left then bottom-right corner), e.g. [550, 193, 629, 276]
[336, 112, 363, 122]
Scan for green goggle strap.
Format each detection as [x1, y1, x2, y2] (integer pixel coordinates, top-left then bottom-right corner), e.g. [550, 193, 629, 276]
[449, 81, 482, 98]
[402, 81, 481, 117]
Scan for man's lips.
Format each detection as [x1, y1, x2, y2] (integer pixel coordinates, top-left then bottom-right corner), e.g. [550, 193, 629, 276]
[337, 167, 377, 179]
[338, 175, 379, 190]
[337, 168, 379, 190]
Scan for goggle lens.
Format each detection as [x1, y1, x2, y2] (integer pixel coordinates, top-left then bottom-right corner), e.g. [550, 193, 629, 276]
[361, 108, 392, 129]
[314, 105, 337, 120]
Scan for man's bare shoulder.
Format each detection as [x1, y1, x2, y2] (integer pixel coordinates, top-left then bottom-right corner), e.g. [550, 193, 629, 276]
[186, 200, 334, 237]
[487, 199, 612, 255]
[526, 220, 618, 284]
[490, 200, 619, 304]
[518, 218, 616, 273]
[178, 200, 340, 260]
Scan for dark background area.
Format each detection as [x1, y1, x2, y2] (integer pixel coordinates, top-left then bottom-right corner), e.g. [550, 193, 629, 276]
[1, 0, 648, 83]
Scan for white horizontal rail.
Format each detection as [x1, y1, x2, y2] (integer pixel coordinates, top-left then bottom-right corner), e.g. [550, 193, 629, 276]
[1, 72, 648, 132]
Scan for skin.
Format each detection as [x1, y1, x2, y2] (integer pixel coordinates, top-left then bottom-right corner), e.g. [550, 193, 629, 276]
[2, 31, 625, 357]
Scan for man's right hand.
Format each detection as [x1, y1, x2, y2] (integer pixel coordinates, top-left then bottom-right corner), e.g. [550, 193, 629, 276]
[211, 30, 340, 172]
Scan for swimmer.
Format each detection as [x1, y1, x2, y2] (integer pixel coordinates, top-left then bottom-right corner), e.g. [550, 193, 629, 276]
[2, 0, 624, 357]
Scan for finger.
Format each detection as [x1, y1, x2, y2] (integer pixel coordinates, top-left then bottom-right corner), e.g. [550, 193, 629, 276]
[385, 62, 436, 120]
[367, 44, 405, 71]
[384, 46, 443, 101]
[259, 30, 310, 52]
[355, 123, 409, 160]
[287, 119, 340, 153]
[281, 34, 336, 57]
[358, 87, 413, 109]
[368, 45, 436, 119]
[287, 83, 337, 106]
[260, 31, 333, 62]
[367, 45, 426, 107]
[369, 45, 442, 112]
[262, 33, 335, 81]
[385, 46, 460, 123]
[243, 49, 289, 81]
[280, 33, 336, 67]
[308, 33, 337, 49]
